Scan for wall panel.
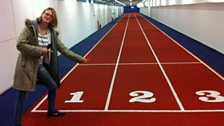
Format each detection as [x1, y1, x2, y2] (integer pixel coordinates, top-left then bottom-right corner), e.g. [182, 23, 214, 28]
[0, 0, 16, 42]
[0, 40, 17, 93]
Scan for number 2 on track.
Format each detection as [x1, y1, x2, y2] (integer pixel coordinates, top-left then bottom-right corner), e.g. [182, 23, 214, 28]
[196, 90, 224, 103]
[129, 91, 156, 103]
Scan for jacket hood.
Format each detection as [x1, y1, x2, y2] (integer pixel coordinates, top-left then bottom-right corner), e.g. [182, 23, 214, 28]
[25, 18, 56, 32]
[25, 18, 37, 27]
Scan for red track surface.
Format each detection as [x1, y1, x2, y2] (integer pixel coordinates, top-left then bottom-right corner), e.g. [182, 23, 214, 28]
[23, 13, 224, 126]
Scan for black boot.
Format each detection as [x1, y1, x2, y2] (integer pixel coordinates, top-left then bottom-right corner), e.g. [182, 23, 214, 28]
[48, 110, 65, 117]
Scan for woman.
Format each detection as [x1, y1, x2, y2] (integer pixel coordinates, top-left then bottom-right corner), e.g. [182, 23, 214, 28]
[13, 7, 86, 126]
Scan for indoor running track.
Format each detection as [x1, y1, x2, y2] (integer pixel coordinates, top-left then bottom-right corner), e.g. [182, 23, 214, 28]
[23, 13, 224, 126]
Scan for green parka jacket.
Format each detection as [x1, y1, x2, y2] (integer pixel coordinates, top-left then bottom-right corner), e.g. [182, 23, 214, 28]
[13, 19, 84, 91]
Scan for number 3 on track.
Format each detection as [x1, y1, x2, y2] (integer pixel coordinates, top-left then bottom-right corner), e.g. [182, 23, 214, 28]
[196, 90, 224, 103]
[129, 91, 156, 103]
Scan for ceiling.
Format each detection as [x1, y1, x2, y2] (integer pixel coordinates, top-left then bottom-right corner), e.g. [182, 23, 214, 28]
[93, 0, 145, 7]
[114, 0, 143, 6]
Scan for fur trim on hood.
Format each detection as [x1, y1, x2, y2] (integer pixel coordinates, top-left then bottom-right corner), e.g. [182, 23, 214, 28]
[25, 18, 37, 27]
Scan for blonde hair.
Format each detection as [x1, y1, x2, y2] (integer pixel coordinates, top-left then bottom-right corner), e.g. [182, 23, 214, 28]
[37, 7, 58, 28]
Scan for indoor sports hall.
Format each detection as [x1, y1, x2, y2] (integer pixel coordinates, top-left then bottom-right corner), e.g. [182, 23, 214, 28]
[0, 0, 224, 126]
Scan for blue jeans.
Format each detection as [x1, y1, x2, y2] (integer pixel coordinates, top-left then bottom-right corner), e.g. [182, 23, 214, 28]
[14, 65, 58, 125]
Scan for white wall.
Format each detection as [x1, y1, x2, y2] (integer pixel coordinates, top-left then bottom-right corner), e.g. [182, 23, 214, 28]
[0, 0, 123, 94]
[140, 7, 151, 17]
[140, 3, 224, 54]
[0, 0, 18, 95]
[58, 1, 96, 48]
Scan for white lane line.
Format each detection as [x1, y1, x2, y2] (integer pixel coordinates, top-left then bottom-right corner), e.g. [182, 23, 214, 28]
[33, 109, 224, 113]
[104, 14, 130, 110]
[78, 62, 201, 66]
[134, 14, 185, 111]
[139, 14, 224, 81]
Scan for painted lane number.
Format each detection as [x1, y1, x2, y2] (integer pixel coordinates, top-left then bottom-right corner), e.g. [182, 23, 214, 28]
[196, 90, 224, 103]
[129, 91, 156, 103]
[65, 91, 84, 103]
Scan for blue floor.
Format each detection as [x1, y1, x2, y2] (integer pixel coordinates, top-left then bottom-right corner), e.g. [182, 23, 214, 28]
[0, 13, 223, 126]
